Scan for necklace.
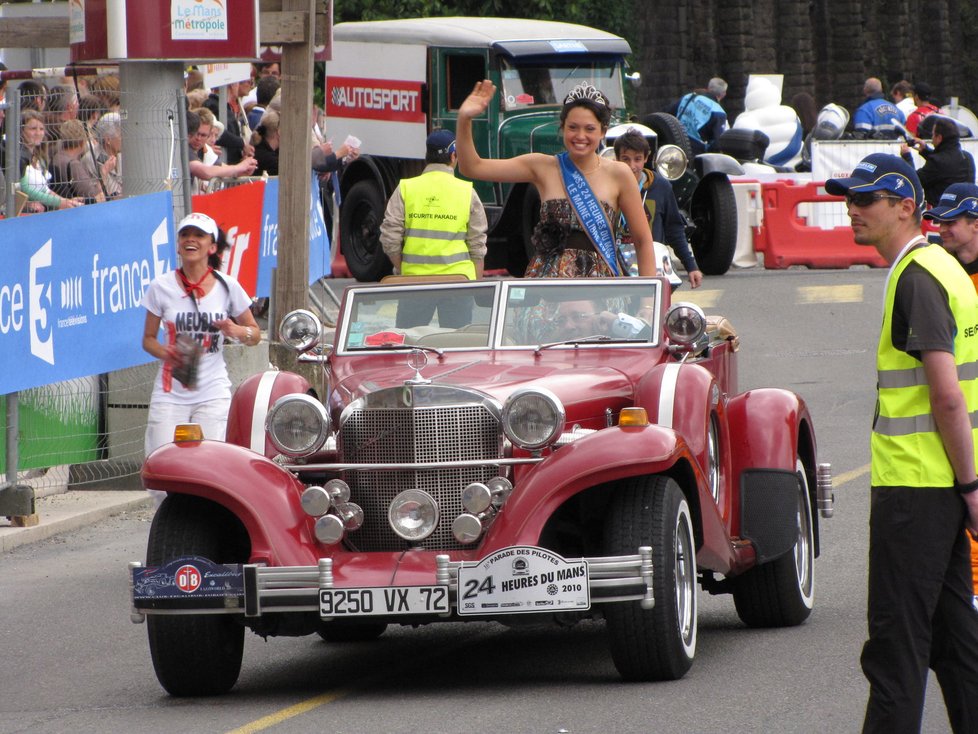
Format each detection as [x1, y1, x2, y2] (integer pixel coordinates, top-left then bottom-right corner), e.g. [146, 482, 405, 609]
[577, 158, 602, 175]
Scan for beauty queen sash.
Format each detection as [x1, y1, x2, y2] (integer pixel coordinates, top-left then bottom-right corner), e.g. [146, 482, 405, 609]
[556, 152, 620, 275]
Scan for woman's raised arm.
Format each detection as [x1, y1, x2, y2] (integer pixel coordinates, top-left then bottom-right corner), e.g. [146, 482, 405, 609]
[456, 80, 544, 184]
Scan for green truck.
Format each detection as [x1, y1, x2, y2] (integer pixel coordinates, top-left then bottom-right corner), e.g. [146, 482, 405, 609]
[325, 17, 741, 280]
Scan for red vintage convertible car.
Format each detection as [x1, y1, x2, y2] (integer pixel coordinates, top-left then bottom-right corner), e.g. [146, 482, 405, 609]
[130, 276, 833, 696]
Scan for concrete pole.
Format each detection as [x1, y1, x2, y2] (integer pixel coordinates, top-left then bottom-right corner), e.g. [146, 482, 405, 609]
[119, 61, 187, 217]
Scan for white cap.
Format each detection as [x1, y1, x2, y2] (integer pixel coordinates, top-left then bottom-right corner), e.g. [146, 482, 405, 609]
[177, 212, 219, 239]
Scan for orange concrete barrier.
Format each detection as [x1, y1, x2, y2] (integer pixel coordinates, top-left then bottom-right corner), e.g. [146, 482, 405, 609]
[753, 180, 887, 269]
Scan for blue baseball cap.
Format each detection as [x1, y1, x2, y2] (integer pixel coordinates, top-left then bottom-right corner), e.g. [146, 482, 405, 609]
[426, 128, 456, 155]
[922, 182, 978, 221]
[825, 152, 924, 209]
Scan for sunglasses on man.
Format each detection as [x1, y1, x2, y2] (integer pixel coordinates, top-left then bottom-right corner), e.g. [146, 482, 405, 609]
[845, 191, 904, 208]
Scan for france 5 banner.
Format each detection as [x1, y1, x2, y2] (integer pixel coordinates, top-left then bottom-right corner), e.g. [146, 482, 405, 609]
[0, 192, 176, 395]
[192, 174, 330, 298]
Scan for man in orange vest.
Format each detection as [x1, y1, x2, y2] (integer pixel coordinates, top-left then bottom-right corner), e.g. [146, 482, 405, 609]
[924, 180, 978, 609]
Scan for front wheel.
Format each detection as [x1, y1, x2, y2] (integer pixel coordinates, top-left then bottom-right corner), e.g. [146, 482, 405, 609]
[603, 475, 697, 681]
[146, 496, 249, 696]
[733, 458, 815, 627]
[340, 179, 392, 282]
[688, 175, 737, 275]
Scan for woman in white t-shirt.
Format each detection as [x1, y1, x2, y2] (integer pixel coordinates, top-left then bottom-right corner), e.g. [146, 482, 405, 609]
[141, 212, 260, 501]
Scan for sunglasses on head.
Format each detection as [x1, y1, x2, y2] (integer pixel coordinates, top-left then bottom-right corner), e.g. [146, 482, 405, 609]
[845, 191, 905, 208]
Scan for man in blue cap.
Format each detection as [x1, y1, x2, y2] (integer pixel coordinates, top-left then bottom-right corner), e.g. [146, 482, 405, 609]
[827, 153, 978, 733]
[924, 182, 978, 288]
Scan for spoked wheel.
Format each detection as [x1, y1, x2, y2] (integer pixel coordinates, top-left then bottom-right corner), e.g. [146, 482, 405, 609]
[145, 495, 250, 696]
[688, 175, 737, 275]
[733, 458, 815, 627]
[603, 475, 697, 681]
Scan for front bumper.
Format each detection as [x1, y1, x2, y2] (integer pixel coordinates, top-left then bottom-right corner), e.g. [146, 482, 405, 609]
[129, 546, 654, 622]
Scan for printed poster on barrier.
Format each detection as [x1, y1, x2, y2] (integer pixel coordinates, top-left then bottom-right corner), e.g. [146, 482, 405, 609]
[192, 180, 265, 295]
[457, 546, 589, 616]
[0, 192, 176, 395]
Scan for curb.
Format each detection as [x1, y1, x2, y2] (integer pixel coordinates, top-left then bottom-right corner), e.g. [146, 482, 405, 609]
[0, 490, 153, 554]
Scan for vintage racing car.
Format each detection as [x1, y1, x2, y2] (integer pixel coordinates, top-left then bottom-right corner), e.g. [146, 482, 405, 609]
[130, 276, 832, 695]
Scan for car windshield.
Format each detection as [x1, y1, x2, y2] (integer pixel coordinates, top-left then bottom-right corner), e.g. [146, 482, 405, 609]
[341, 282, 498, 351]
[500, 280, 661, 347]
[337, 279, 662, 352]
[499, 58, 626, 111]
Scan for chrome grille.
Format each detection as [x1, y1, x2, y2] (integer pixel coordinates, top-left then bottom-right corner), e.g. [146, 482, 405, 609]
[340, 404, 502, 551]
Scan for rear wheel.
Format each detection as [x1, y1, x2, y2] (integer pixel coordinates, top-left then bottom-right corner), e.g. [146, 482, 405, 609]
[688, 175, 737, 275]
[146, 496, 249, 696]
[733, 458, 815, 627]
[603, 475, 697, 681]
[340, 180, 392, 282]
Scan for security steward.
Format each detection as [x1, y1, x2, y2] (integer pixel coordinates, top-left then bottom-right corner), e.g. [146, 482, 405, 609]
[826, 153, 978, 733]
[380, 128, 487, 328]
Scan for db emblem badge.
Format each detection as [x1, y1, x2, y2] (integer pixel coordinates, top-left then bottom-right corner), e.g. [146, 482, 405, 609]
[175, 564, 202, 593]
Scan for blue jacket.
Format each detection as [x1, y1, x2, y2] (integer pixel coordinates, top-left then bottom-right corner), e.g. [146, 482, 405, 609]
[671, 93, 728, 150]
[853, 94, 905, 138]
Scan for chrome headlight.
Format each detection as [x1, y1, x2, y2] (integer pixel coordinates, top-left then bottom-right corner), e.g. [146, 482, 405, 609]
[266, 393, 330, 457]
[279, 309, 321, 353]
[389, 489, 439, 542]
[665, 302, 707, 346]
[502, 387, 565, 450]
[655, 144, 688, 181]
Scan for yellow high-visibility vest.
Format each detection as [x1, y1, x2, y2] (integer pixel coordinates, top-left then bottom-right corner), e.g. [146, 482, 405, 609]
[400, 171, 475, 279]
[873, 244, 978, 486]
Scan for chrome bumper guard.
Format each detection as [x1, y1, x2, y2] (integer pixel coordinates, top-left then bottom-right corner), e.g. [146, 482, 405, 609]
[130, 547, 654, 621]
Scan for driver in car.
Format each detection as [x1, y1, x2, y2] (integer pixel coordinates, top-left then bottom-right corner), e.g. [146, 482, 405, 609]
[551, 299, 650, 341]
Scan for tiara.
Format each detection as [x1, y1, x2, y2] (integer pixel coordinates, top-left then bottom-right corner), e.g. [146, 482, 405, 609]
[563, 82, 606, 107]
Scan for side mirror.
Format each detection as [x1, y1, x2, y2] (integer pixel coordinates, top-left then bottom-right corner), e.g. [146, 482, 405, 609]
[625, 72, 642, 89]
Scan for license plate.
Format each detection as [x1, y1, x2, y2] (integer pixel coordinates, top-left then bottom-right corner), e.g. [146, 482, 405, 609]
[320, 585, 449, 617]
[457, 545, 590, 616]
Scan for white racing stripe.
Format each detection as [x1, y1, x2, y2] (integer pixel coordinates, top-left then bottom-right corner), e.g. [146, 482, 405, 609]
[658, 363, 682, 429]
[250, 371, 279, 453]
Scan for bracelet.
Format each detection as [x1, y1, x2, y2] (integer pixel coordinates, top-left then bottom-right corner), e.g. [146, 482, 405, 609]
[954, 477, 978, 495]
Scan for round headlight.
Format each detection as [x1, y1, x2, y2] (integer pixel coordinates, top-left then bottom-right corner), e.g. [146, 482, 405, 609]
[266, 393, 330, 457]
[502, 387, 565, 450]
[388, 489, 439, 542]
[655, 144, 688, 181]
[665, 302, 707, 346]
[279, 309, 321, 353]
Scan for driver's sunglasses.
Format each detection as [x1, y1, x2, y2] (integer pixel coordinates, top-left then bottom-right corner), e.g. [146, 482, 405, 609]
[845, 191, 904, 208]
[554, 311, 595, 326]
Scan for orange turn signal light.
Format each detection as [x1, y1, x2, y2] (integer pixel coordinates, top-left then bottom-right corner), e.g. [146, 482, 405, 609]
[618, 407, 649, 427]
[173, 423, 204, 444]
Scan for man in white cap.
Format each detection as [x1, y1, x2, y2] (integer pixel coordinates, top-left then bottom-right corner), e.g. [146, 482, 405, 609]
[826, 153, 978, 733]
[379, 128, 487, 327]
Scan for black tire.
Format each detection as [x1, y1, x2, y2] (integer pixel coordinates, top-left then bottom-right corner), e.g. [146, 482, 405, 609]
[340, 179, 392, 282]
[146, 496, 249, 696]
[317, 621, 388, 643]
[603, 475, 697, 681]
[733, 458, 815, 628]
[642, 112, 693, 161]
[688, 175, 737, 275]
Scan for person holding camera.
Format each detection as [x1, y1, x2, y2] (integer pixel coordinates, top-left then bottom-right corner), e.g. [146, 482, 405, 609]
[901, 116, 976, 207]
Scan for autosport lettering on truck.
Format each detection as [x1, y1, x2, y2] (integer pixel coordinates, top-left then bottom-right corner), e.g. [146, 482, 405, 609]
[327, 76, 425, 123]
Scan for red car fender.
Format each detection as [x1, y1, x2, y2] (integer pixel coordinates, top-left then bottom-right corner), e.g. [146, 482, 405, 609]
[141, 440, 320, 567]
[482, 425, 739, 574]
[725, 388, 814, 537]
[226, 370, 312, 458]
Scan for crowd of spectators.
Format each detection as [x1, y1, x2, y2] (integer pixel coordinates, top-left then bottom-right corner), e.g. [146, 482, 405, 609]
[1, 61, 361, 217]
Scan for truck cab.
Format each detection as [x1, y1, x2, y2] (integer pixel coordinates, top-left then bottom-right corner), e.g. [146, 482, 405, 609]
[325, 17, 634, 280]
